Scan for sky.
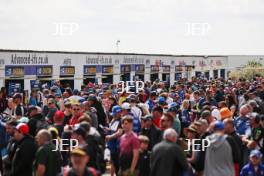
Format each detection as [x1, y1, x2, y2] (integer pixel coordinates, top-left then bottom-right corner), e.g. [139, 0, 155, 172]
[0, 0, 263, 55]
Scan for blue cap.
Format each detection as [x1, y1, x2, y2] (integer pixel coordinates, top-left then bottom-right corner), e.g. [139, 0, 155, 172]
[214, 120, 225, 130]
[158, 96, 166, 104]
[250, 150, 263, 159]
[78, 98, 85, 104]
[73, 89, 79, 95]
[111, 105, 122, 116]
[168, 102, 180, 112]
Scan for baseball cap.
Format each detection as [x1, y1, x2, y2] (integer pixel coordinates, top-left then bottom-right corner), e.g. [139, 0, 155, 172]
[201, 110, 211, 119]
[54, 110, 64, 120]
[214, 120, 225, 131]
[141, 115, 153, 121]
[220, 107, 232, 120]
[73, 89, 79, 95]
[167, 102, 180, 112]
[73, 127, 87, 139]
[51, 86, 58, 92]
[71, 147, 87, 156]
[87, 95, 97, 101]
[194, 119, 208, 126]
[150, 91, 157, 96]
[121, 102, 131, 110]
[250, 149, 263, 159]
[16, 123, 29, 135]
[211, 108, 221, 120]
[111, 105, 122, 116]
[248, 100, 259, 107]
[127, 94, 137, 102]
[27, 105, 38, 114]
[186, 124, 198, 133]
[13, 93, 22, 99]
[158, 96, 166, 105]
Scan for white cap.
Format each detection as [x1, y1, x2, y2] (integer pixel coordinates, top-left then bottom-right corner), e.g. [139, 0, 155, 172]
[211, 108, 221, 120]
[121, 102, 131, 110]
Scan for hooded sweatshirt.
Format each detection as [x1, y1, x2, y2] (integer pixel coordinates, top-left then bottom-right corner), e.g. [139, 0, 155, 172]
[204, 133, 235, 176]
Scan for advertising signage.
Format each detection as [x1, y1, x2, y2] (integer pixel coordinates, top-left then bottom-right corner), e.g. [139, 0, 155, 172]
[84, 65, 97, 75]
[5, 66, 24, 77]
[102, 66, 113, 74]
[150, 65, 159, 72]
[120, 65, 131, 73]
[135, 64, 145, 72]
[60, 66, 75, 76]
[162, 65, 170, 72]
[36, 66, 53, 77]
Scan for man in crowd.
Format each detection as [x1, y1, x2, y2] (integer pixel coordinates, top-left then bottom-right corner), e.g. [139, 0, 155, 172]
[64, 147, 97, 176]
[119, 115, 140, 176]
[34, 129, 62, 176]
[140, 115, 162, 150]
[240, 150, 264, 176]
[224, 118, 244, 170]
[13, 93, 25, 119]
[152, 106, 163, 129]
[27, 106, 47, 136]
[204, 121, 240, 176]
[150, 128, 189, 176]
[12, 123, 37, 176]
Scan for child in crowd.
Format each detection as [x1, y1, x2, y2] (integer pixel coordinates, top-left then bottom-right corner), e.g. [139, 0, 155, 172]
[137, 135, 151, 176]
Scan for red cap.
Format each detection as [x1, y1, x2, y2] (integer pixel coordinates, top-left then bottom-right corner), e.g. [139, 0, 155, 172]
[54, 110, 64, 120]
[16, 123, 29, 135]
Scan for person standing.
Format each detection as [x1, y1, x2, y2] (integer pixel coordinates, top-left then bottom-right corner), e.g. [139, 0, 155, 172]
[119, 115, 140, 176]
[12, 123, 37, 176]
[204, 121, 237, 176]
[240, 150, 264, 176]
[33, 129, 62, 176]
[105, 105, 123, 176]
[63, 147, 97, 176]
[13, 93, 25, 119]
[140, 115, 162, 151]
[137, 135, 151, 176]
[150, 128, 189, 176]
[224, 118, 244, 171]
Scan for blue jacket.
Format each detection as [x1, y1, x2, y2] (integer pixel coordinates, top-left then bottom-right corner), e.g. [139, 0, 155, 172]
[240, 163, 264, 176]
[146, 99, 155, 112]
[181, 109, 191, 128]
[234, 116, 251, 136]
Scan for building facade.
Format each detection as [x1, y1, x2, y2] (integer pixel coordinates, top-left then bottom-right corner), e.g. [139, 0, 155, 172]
[0, 49, 262, 95]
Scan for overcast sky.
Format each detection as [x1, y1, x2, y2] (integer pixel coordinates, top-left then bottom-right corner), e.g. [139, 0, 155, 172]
[0, 0, 263, 55]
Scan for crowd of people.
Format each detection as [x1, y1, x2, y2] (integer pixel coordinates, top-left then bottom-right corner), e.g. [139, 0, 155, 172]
[0, 77, 263, 176]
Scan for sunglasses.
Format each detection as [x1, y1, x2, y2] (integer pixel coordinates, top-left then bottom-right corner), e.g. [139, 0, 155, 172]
[73, 108, 80, 111]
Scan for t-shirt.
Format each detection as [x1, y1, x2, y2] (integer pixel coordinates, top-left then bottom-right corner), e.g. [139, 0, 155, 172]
[119, 132, 140, 170]
[252, 126, 264, 152]
[173, 117, 181, 135]
[33, 143, 62, 176]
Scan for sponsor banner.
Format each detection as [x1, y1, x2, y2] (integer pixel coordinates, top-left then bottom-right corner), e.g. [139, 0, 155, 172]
[36, 66, 53, 76]
[150, 65, 159, 72]
[120, 65, 131, 73]
[5, 66, 24, 77]
[60, 66, 75, 76]
[84, 65, 97, 75]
